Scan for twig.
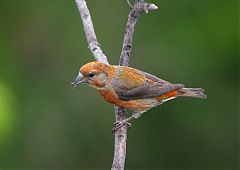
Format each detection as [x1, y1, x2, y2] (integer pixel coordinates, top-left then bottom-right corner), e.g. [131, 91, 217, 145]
[75, 0, 157, 170]
[75, 0, 109, 64]
[111, 106, 128, 170]
[112, 1, 158, 170]
[119, 0, 158, 66]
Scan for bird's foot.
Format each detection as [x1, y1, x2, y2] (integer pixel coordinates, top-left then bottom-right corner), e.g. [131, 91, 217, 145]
[112, 120, 132, 134]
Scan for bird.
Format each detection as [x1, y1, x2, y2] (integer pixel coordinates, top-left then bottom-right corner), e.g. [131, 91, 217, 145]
[71, 61, 207, 132]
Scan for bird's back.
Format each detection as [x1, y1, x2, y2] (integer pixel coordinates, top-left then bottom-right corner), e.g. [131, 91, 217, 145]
[96, 65, 183, 111]
[110, 65, 184, 101]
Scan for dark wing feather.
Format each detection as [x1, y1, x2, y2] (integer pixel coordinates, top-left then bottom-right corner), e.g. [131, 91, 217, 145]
[112, 67, 184, 101]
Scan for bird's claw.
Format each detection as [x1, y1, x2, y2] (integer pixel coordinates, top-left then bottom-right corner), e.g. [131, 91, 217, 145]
[112, 121, 132, 134]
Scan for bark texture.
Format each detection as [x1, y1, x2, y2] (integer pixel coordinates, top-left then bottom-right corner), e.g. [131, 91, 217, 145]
[75, 0, 109, 64]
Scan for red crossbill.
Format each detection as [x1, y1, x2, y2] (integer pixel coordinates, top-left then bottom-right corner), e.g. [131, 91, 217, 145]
[72, 61, 207, 131]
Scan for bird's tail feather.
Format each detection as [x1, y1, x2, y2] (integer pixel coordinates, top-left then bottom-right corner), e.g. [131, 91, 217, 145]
[177, 88, 207, 99]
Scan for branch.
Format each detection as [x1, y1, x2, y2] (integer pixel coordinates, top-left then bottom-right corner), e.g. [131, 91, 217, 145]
[119, 1, 158, 66]
[112, 1, 158, 170]
[75, 0, 109, 64]
[111, 106, 128, 170]
[75, 0, 157, 170]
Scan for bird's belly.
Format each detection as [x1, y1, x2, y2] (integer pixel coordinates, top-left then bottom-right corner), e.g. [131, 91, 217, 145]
[121, 98, 160, 110]
[98, 89, 119, 104]
[98, 89, 159, 110]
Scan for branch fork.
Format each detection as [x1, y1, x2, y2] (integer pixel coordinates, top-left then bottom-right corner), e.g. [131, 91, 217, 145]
[75, 0, 158, 169]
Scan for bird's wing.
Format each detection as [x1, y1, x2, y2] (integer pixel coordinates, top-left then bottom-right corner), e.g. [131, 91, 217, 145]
[112, 67, 184, 101]
[142, 71, 170, 84]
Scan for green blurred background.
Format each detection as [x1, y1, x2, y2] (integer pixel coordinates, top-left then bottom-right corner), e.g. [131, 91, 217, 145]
[0, 0, 238, 169]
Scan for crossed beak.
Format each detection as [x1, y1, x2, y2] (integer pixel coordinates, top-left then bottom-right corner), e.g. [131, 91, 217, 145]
[71, 73, 85, 89]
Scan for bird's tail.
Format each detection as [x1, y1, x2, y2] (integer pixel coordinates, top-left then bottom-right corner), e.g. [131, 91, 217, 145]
[177, 88, 207, 99]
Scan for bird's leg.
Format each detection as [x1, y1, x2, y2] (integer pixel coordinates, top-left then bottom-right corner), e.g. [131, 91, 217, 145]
[132, 111, 143, 119]
[112, 116, 134, 134]
[112, 111, 144, 133]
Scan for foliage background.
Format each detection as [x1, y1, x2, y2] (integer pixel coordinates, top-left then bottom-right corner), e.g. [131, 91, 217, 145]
[0, 0, 238, 169]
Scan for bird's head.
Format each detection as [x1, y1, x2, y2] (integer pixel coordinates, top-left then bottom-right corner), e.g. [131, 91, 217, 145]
[71, 61, 110, 89]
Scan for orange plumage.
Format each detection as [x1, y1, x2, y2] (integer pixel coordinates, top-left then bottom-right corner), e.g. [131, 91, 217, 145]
[72, 61, 207, 130]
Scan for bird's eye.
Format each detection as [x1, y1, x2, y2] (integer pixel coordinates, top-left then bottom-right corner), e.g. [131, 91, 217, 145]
[88, 73, 95, 78]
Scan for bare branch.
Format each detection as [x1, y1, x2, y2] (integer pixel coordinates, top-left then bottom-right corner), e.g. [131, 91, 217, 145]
[111, 107, 128, 170]
[112, 1, 158, 170]
[119, 1, 158, 66]
[75, 0, 109, 64]
[75, 0, 157, 170]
